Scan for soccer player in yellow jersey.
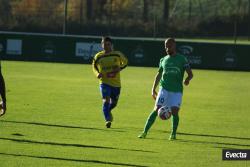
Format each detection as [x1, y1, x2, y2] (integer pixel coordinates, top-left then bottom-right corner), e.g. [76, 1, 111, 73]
[92, 36, 128, 128]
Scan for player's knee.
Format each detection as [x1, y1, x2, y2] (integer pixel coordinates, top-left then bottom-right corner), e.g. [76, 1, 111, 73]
[103, 97, 110, 103]
[154, 105, 162, 112]
[171, 107, 179, 116]
[110, 102, 117, 109]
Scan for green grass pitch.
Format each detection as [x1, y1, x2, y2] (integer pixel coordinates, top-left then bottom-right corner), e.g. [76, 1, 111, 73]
[0, 61, 250, 167]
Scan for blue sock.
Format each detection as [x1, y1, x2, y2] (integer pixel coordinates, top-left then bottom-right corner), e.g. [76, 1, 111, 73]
[103, 102, 111, 121]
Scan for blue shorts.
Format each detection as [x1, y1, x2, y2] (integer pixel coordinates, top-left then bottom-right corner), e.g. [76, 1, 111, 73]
[100, 84, 121, 101]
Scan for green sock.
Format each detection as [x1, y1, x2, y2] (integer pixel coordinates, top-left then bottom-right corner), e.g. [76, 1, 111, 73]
[171, 114, 179, 135]
[143, 111, 157, 133]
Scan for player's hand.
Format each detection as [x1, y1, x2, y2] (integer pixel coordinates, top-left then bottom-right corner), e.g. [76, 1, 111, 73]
[106, 69, 120, 78]
[0, 101, 6, 117]
[184, 78, 190, 86]
[152, 90, 158, 100]
[97, 73, 103, 79]
[106, 72, 116, 78]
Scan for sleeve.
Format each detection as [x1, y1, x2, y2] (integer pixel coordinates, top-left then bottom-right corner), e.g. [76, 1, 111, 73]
[119, 52, 128, 70]
[92, 55, 100, 77]
[158, 58, 163, 73]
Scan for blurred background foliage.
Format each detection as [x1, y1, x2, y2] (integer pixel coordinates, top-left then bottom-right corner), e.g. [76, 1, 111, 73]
[0, 0, 250, 38]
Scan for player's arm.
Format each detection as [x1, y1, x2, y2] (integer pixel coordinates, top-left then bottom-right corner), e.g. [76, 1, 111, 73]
[184, 64, 193, 86]
[119, 52, 128, 70]
[151, 71, 162, 100]
[109, 52, 128, 77]
[152, 58, 164, 100]
[92, 56, 102, 79]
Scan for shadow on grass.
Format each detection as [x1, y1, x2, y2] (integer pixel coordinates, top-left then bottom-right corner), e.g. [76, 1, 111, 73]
[116, 127, 250, 142]
[0, 152, 148, 167]
[139, 131, 250, 148]
[149, 130, 250, 141]
[11, 133, 24, 136]
[0, 137, 156, 153]
[213, 146, 244, 150]
[176, 139, 250, 148]
[177, 132, 250, 141]
[0, 120, 125, 132]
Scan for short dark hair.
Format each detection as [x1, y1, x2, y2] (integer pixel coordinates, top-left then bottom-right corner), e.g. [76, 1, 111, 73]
[165, 38, 175, 44]
[102, 36, 112, 43]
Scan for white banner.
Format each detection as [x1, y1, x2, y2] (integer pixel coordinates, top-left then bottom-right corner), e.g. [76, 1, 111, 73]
[7, 39, 22, 55]
[75, 42, 102, 60]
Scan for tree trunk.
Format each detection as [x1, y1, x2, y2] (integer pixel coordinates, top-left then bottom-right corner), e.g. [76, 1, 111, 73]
[143, 0, 148, 22]
[189, 0, 192, 21]
[0, 0, 11, 23]
[163, 0, 169, 20]
[86, 0, 92, 20]
[248, 0, 250, 40]
[79, 0, 83, 24]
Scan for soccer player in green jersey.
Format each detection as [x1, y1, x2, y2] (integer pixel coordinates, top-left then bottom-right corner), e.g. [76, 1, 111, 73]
[138, 38, 193, 140]
[0, 61, 7, 116]
[92, 36, 128, 128]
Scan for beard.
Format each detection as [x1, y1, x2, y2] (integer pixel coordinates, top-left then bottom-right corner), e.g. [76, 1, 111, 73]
[167, 50, 173, 55]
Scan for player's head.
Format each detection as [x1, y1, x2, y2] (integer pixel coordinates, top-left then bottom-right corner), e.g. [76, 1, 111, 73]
[165, 38, 176, 55]
[101, 36, 113, 53]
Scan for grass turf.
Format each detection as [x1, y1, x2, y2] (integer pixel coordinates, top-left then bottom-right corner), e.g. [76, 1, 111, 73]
[0, 61, 249, 167]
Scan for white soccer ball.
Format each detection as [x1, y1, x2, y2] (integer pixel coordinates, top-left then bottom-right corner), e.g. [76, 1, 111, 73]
[158, 106, 171, 120]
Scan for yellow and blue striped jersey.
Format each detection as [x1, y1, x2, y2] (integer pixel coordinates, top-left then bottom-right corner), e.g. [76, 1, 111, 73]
[92, 50, 128, 87]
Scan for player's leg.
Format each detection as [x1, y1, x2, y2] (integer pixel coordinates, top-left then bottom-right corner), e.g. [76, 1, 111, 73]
[110, 86, 120, 111]
[109, 86, 121, 122]
[100, 84, 112, 127]
[103, 97, 112, 128]
[138, 88, 168, 138]
[168, 92, 182, 140]
[169, 107, 179, 140]
[138, 106, 159, 138]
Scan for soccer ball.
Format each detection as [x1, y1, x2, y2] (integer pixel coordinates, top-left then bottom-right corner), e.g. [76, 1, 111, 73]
[158, 106, 171, 120]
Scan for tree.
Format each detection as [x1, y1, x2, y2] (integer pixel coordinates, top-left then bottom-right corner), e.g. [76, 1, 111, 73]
[86, 0, 92, 20]
[163, 0, 169, 20]
[0, 0, 11, 24]
[143, 0, 148, 22]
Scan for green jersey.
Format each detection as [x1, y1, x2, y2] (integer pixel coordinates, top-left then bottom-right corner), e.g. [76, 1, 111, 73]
[158, 54, 189, 93]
